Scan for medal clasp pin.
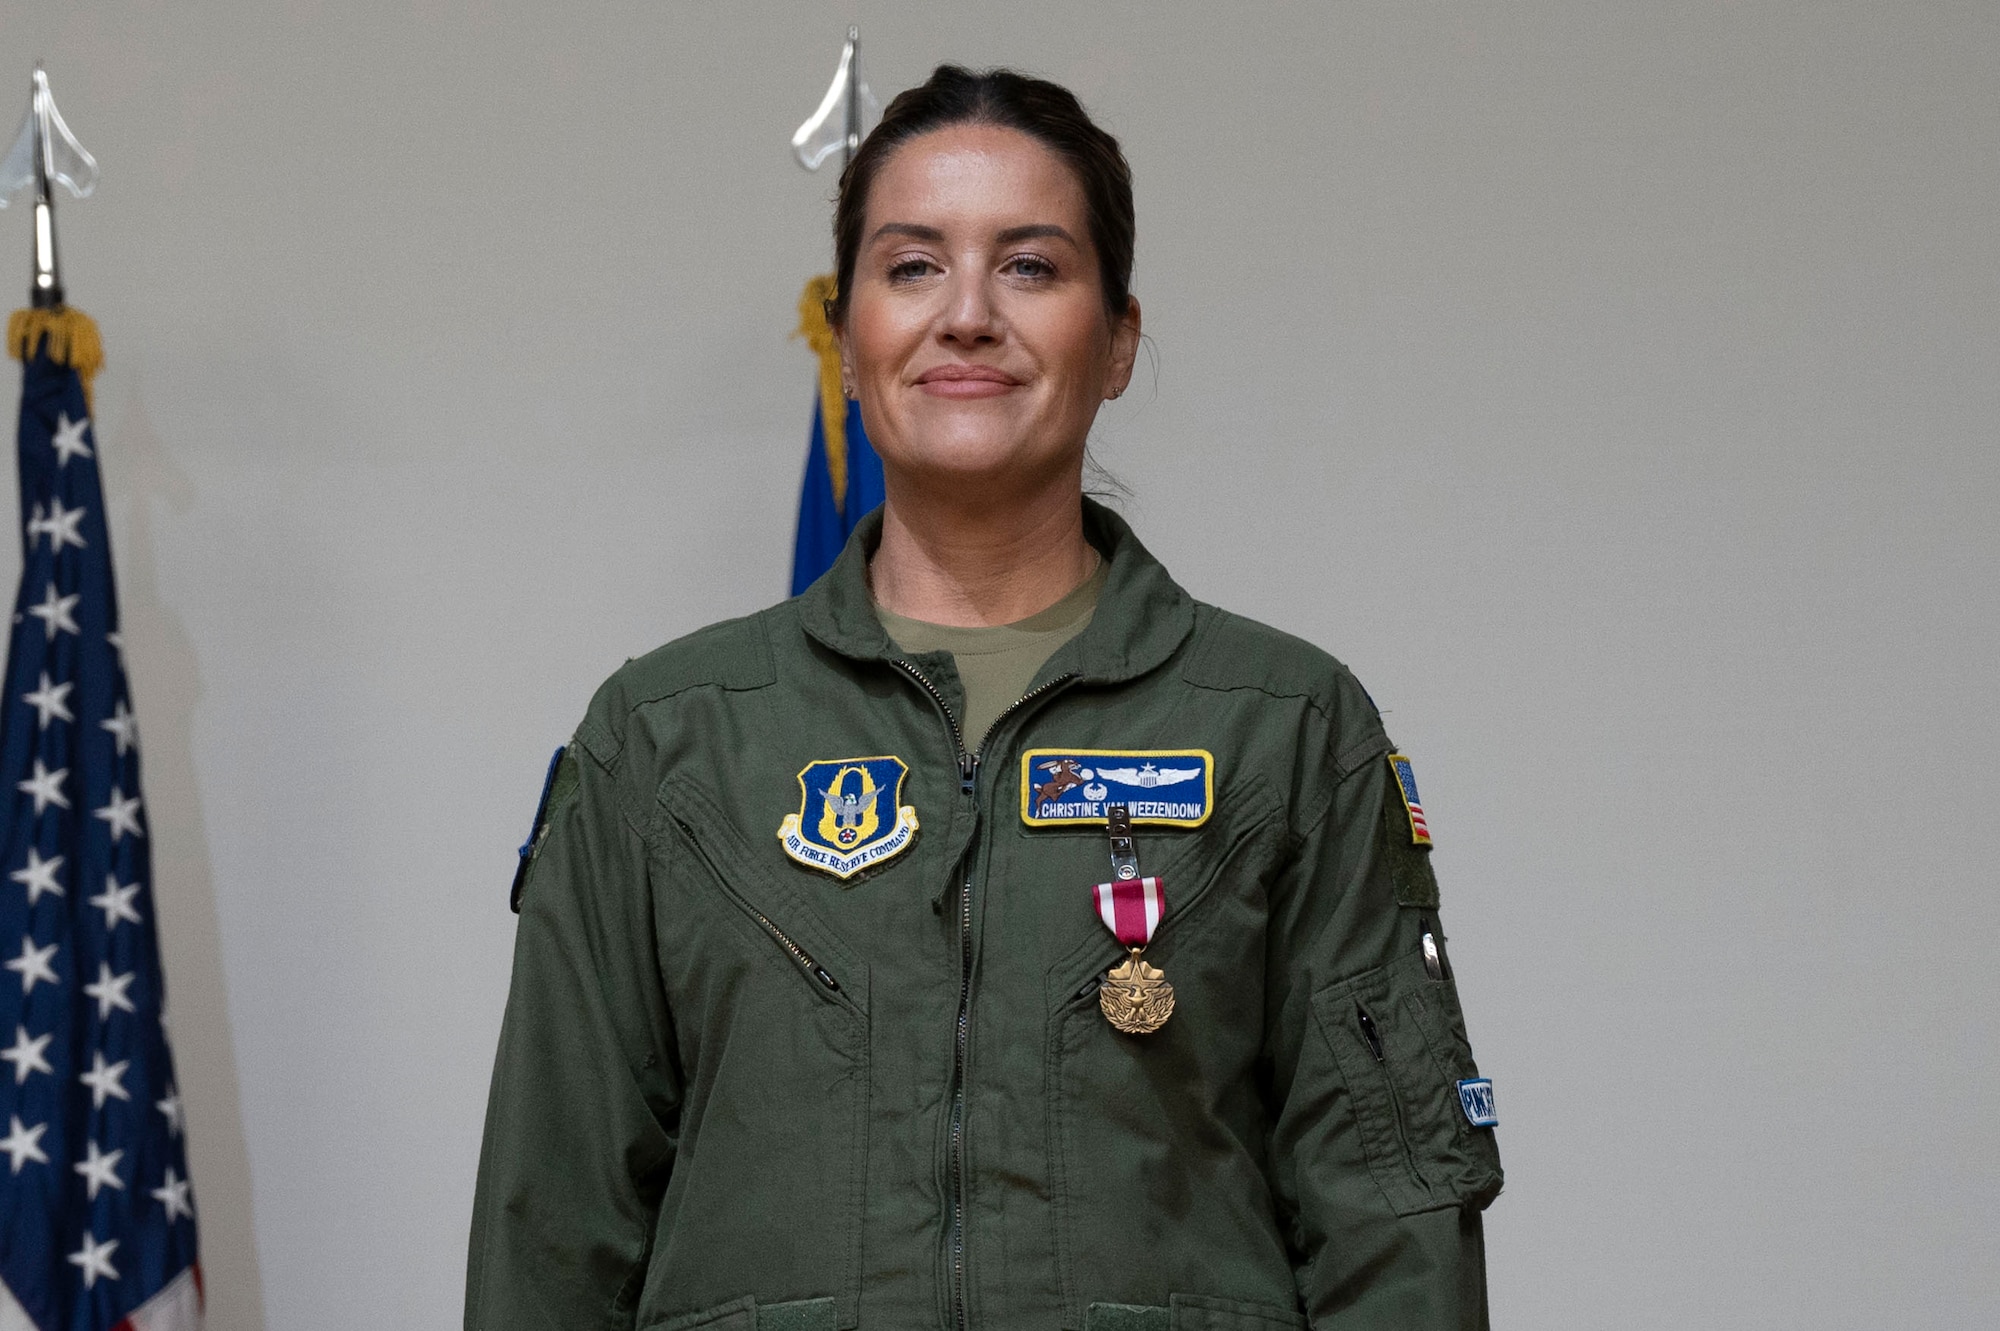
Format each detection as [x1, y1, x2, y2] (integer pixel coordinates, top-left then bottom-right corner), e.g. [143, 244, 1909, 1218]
[1107, 803, 1139, 881]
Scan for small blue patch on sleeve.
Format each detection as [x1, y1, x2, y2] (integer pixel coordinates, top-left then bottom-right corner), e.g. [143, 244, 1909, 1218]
[510, 746, 566, 913]
[1457, 1077, 1498, 1128]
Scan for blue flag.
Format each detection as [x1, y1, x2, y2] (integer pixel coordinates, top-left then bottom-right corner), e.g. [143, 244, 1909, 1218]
[789, 275, 884, 596]
[790, 394, 882, 596]
[0, 311, 201, 1331]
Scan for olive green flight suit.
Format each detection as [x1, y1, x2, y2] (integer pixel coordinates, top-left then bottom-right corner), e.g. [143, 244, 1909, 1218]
[466, 501, 1502, 1331]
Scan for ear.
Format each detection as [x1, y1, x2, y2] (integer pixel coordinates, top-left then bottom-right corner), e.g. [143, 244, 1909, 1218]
[833, 321, 857, 399]
[1104, 296, 1142, 400]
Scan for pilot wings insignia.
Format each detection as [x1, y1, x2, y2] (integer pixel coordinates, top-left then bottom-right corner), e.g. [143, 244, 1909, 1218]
[1092, 764, 1201, 788]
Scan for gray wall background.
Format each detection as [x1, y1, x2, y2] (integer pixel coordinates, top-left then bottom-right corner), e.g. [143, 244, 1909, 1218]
[0, 2, 1993, 1327]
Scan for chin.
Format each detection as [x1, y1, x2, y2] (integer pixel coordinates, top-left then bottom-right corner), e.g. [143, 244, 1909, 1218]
[878, 409, 1065, 485]
[897, 435, 1052, 485]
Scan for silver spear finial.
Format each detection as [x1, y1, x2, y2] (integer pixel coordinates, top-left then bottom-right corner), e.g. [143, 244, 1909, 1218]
[792, 26, 879, 174]
[0, 66, 101, 308]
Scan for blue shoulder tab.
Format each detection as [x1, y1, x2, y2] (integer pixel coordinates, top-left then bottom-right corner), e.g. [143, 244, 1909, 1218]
[510, 746, 567, 913]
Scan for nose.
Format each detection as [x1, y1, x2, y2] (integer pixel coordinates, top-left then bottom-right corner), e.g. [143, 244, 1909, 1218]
[938, 269, 1001, 346]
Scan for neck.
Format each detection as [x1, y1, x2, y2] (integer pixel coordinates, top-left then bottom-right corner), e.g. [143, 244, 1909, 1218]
[871, 472, 1094, 627]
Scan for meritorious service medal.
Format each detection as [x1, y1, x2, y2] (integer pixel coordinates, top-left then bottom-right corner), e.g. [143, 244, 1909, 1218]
[1092, 805, 1174, 1034]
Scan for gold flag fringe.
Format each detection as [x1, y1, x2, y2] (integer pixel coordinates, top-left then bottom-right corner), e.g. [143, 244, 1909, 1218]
[8, 306, 104, 409]
[794, 274, 848, 516]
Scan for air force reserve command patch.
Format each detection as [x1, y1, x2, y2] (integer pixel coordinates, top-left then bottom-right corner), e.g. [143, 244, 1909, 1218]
[778, 755, 920, 879]
[1020, 749, 1214, 827]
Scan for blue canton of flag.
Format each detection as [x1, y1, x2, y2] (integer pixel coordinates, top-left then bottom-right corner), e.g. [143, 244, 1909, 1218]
[789, 274, 884, 596]
[790, 393, 883, 596]
[0, 318, 200, 1331]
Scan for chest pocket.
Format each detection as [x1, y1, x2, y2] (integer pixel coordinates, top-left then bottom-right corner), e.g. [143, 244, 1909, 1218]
[646, 779, 870, 1329]
[1040, 777, 1301, 1325]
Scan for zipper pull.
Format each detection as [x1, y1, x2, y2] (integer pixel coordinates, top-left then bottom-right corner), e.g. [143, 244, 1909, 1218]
[1357, 1007, 1385, 1061]
[959, 752, 978, 795]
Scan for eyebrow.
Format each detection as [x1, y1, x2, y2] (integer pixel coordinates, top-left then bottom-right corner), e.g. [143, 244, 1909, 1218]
[865, 222, 1080, 246]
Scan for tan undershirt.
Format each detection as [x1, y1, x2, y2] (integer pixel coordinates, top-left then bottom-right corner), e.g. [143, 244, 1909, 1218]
[875, 557, 1108, 753]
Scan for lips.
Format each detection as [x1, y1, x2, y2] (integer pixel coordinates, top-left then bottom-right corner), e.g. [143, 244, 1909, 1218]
[914, 363, 1023, 398]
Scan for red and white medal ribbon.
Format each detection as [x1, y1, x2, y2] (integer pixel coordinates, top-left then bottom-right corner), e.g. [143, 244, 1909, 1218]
[1092, 875, 1167, 948]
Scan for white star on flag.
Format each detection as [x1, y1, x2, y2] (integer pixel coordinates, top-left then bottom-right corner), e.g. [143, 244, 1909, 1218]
[22, 671, 74, 727]
[50, 412, 94, 466]
[5, 935, 59, 994]
[73, 1139, 125, 1200]
[89, 876, 144, 930]
[29, 496, 87, 552]
[152, 1166, 195, 1222]
[10, 847, 65, 903]
[101, 698, 138, 755]
[156, 1085, 184, 1137]
[2, 1025, 52, 1083]
[78, 1050, 132, 1108]
[94, 786, 144, 842]
[67, 1232, 119, 1289]
[83, 963, 138, 1020]
[17, 759, 70, 814]
[1, 1114, 48, 1173]
[26, 583, 81, 639]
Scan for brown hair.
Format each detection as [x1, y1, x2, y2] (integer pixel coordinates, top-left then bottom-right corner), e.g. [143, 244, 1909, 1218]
[827, 66, 1135, 327]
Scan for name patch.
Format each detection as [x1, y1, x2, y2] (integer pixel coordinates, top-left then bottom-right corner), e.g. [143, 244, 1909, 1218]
[1457, 1077, 1498, 1128]
[778, 755, 920, 880]
[1020, 749, 1214, 827]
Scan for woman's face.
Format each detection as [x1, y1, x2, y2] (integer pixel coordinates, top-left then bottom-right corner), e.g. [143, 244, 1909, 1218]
[838, 123, 1140, 498]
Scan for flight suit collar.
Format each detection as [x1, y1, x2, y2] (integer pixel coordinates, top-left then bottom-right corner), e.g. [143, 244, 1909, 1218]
[795, 497, 1196, 685]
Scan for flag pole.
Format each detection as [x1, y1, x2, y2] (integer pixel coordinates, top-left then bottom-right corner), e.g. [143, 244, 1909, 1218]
[5, 66, 102, 393]
[30, 65, 64, 309]
[788, 27, 885, 593]
[842, 26, 861, 173]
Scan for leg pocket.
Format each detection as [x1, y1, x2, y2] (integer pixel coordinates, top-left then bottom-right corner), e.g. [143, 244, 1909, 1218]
[1169, 1293, 1308, 1330]
[652, 1297, 838, 1331]
[655, 1295, 756, 1331]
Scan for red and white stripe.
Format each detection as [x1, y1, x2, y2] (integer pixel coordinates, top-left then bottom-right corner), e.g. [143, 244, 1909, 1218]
[1092, 876, 1167, 948]
[1406, 802, 1429, 840]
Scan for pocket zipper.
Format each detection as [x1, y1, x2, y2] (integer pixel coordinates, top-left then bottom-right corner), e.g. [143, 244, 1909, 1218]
[757, 908, 842, 993]
[1357, 1007, 1385, 1061]
[1064, 810, 1266, 1009]
[1357, 1000, 1433, 1198]
[675, 816, 842, 995]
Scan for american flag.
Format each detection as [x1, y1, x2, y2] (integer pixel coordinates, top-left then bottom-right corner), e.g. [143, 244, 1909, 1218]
[0, 318, 200, 1331]
[1389, 754, 1432, 846]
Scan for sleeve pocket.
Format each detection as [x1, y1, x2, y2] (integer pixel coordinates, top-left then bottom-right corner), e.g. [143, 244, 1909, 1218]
[1309, 951, 1503, 1217]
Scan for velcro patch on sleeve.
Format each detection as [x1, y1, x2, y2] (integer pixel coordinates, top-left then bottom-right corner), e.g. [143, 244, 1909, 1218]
[511, 745, 575, 913]
[1379, 766, 1440, 909]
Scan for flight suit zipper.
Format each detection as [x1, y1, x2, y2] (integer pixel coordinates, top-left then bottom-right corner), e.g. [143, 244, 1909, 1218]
[890, 659, 1075, 1331]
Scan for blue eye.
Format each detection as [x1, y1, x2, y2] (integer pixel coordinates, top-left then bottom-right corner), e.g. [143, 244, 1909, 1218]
[1006, 255, 1054, 279]
[887, 258, 936, 283]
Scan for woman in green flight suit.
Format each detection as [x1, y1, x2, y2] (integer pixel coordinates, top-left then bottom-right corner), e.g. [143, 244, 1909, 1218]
[467, 66, 1502, 1331]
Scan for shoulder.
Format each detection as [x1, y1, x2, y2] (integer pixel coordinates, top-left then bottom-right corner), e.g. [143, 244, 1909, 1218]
[571, 604, 787, 765]
[1180, 601, 1389, 780]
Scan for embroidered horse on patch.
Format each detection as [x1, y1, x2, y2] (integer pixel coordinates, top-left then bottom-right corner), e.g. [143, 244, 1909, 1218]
[1034, 757, 1087, 803]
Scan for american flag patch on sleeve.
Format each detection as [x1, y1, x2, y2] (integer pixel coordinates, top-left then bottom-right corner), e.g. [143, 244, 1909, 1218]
[1388, 753, 1432, 846]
